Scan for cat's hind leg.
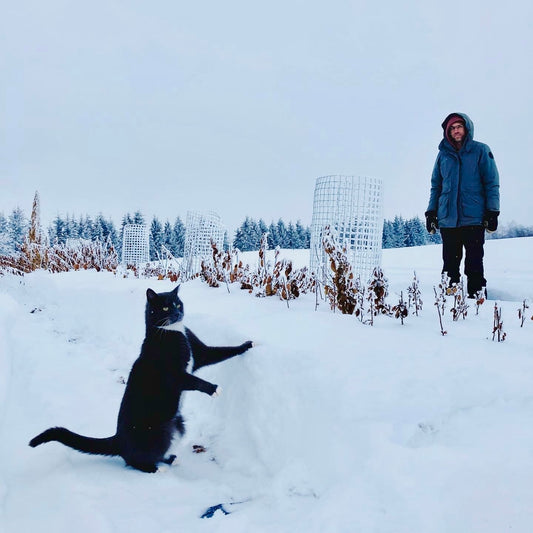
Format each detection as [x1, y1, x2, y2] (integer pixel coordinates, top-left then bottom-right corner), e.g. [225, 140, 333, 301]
[162, 454, 177, 465]
[127, 461, 159, 473]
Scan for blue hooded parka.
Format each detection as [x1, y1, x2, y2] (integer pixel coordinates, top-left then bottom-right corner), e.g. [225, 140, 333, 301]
[427, 112, 500, 228]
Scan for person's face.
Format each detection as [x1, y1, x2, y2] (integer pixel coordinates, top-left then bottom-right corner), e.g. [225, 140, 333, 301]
[449, 121, 465, 143]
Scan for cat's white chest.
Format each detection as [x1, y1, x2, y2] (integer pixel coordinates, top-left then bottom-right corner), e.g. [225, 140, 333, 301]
[159, 321, 186, 334]
[159, 321, 194, 373]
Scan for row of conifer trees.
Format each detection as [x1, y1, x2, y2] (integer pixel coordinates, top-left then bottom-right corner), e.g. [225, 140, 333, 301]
[2, 195, 532, 259]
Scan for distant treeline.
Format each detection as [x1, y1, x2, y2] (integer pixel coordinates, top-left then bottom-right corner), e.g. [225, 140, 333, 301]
[1, 207, 531, 259]
[382, 215, 442, 248]
[233, 217, 311, 251]
[382, 215, 533, 248]
[0, 209, 187, 261]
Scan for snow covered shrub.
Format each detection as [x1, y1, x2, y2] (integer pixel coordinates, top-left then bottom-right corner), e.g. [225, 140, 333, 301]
[46, 239, 119, 273]
[141, 263, 181, 282]
[366, 267, 391, 324]
[119, 246, 182, 281]
[200, 240, 227, 289]
[392, 291, 408, 325]
[407, 271, 423, 316]
[243, 234, 313, 303]
[518, 300, 530, 327]
[154, 245, 182, 282]
[449, 279, 468, 321]
[199, 233, 313, 304]
[492, 303, 506, 341]
[433, 273, 449, 336]
[199, 240, 250, 289]
[247, 234, 270, 297]
[0, 254, 28, 276]
[268, 247, 314, 304]
[1, 238, 119, 275]
[321, 226, 362, 315]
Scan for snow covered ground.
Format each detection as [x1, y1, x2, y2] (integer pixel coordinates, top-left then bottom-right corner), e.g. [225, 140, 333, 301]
[1, 237, 532, 533]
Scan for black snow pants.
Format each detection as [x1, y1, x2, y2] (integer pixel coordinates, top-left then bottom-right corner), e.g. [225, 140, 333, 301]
[440, 225, 487, 296]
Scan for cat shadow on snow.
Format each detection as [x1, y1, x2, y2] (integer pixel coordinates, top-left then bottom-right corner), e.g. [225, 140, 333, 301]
[29, 286, 254, 473]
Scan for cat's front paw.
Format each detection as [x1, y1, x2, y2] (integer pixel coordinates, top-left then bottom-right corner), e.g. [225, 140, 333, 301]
[240, 341, 254, 353]
[211, 386, 222, 398]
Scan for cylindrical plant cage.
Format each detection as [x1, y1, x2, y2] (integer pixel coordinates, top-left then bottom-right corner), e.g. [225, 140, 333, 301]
[184, 210, 225, 275]
[310, 175, 384, 282]
[121, 224, 150, 265]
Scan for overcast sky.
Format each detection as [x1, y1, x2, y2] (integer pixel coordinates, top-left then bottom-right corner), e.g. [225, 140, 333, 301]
[2, 0, 532, 235]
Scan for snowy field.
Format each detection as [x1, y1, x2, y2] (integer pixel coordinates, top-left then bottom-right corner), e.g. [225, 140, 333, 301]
[1, 237, 533, 533]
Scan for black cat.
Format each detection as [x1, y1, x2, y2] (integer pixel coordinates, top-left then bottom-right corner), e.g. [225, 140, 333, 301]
[29, 286, 253, 473]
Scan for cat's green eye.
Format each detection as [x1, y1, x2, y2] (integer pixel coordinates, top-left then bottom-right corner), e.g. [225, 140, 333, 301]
[163, 307, 169, 311]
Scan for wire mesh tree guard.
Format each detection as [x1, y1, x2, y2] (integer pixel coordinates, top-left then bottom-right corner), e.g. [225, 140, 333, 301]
[184, 211, 225, 276]
[310, 175, 384, 282]
[121, 224, 150, 265]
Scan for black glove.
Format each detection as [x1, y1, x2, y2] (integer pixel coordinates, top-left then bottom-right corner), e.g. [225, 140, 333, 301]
[483, 210, 499, 233]
[425, 210, 438, 234]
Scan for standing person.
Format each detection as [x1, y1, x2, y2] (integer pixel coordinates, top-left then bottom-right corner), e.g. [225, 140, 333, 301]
[425, 112, 500, 298]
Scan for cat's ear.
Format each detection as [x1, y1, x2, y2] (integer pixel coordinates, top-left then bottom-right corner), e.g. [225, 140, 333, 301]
[146, 288, 158, 302]
[171, 285, 181, 296]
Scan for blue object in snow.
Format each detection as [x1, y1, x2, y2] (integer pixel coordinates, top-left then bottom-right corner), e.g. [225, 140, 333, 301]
[201, 503, 231, 519]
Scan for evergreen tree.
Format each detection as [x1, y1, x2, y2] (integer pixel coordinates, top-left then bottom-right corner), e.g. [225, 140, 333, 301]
[382, 220, 394, 249]
[276, 219, 288, 248]
[121, 213, 134, 228]
[93, 214, 106, 242]
[391, 215, 407, 248]
[412, 216, 428, 246]
[295, 220, 310, 249]
[267, 221, 279, 248]
[106, 218, 119, 250]
[250, 218, 262, 250]
[94, 214, 118, 248]
[233, 218, 249, 251]
[0, 212, 9, 254]
[149, 217, 164, 260]
[79, 215, 95, 240]
[286, 222, 298, 248]
[162, 220, 174, 254]
[404, 217, 427, 247]
[428, 229, 442, 245]
[305, 226, 311, 248]
[66, 215, 79, 241]
[258, 219, 269, 245]
[49, 215, 65, 245]
[119, 213, 134, 253]
[7, 207, 27, 253]
[172, 216, 185, 257]
[133, 211, 145, 225]
[233, 217, 260, 251]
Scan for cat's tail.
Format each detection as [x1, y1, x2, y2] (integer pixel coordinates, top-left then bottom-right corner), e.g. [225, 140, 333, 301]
[29, 427, 119, 456]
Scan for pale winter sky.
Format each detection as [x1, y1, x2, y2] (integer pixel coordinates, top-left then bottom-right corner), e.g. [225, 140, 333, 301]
[1, 0, 532, 235]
